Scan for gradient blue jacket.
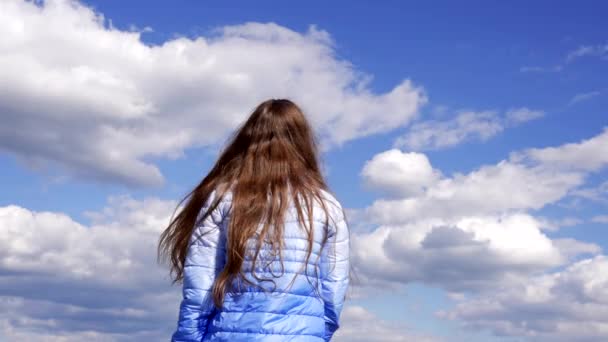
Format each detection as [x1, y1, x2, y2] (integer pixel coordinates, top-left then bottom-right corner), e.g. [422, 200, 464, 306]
[171, 188, 350, 341]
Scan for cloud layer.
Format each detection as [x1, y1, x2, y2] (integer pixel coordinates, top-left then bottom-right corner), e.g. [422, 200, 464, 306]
[393, 108, 544, 151]
[335, 306, 442, 342]
[0, 197, 179, 340]
[440, 255, 608, 341]
[0, 0, 426, 187]
[354, 127, 608, 339]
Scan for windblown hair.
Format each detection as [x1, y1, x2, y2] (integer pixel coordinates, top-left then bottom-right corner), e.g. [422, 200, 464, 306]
[158, 98, 338, 307]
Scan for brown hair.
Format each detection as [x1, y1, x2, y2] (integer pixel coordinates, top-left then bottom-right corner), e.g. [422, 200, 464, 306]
[157, 98, 339, 307]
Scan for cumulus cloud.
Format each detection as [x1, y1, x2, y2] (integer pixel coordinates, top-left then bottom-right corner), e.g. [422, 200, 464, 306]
[393, 107, 543, 151]
[361, 149, 441, 198]
[353, 128, 608, 294]
[0, 294, 177, 342]
[351, 214, 599, 291]
[334, 305, 443, 342]
[0, 198, 181, 340]
[0, 0, 426, 187]
[512, 126, 608, 172]
[440, 255, 608, 341]
[348, 128, 608, 341]
[365, 160, 583, 224]
[371, 128, 608, 225]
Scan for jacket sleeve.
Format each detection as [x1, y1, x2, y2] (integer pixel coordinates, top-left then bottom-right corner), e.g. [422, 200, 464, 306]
[171, 195, 227, 342]
[320, 209, 350, 341]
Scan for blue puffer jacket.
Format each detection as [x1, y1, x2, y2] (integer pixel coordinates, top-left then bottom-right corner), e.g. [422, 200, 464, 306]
[171, 188, 350, 341]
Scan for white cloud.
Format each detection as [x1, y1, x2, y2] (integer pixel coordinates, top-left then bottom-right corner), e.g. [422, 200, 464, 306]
[520, 65, 563, 73]
[0, 294, 176, 342]
[505, 107, 545, 125]
[393, 107, 543, 151]
[361, 149, 441, 198]
[351, 214, 599, 291]
[592, 215, 608, 224]
[512, 127, 608, 172]
[440, 255, 608, 341]
[566, 43, 608, 62]
[334, 305, 443, 342]
[365, 161, 583, 224]
[0, 197, 173, 284]
[553, 238, 603, 260]
[536, 216, 583, 232]
[569, 90, 602, 105]
[354, 129, 608, 292]
[520, 41, 608, 74]
[519, 43, 608, 74]
[393, 110, 502, 150]
[570, 180, 608, 203]
[0, 0, 426, 186]
[0, 198, 181, 340]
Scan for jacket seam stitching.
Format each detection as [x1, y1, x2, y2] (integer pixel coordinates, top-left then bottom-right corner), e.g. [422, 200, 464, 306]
[218, 310, 323, 319]
[208, 329, 323, 337]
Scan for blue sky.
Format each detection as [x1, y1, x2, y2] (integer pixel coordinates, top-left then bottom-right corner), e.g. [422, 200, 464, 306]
[1, 0, 607, 341]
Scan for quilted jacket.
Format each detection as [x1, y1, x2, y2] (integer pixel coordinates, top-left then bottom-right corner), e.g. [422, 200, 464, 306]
[171, 188, 350, 341]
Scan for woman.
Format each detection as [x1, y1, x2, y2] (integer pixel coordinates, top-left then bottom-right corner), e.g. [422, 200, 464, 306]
[158, 98, 350, 341]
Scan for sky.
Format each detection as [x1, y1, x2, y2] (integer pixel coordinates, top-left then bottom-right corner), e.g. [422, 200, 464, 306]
[0, 0, 607, 341]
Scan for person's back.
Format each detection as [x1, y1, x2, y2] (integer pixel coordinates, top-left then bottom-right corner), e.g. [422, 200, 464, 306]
[158, 98, 350, 341]
[178, 187, 348, 341]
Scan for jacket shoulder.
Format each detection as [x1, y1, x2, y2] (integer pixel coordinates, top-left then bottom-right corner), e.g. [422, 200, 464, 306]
[317, 188, 346, 224]
[195, 187, 233, 225]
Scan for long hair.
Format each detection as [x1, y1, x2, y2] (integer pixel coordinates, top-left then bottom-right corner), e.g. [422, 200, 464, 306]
[157, 98, 340, 307]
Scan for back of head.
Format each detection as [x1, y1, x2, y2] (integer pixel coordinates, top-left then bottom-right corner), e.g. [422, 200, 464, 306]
[159, 98, 338, 307]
